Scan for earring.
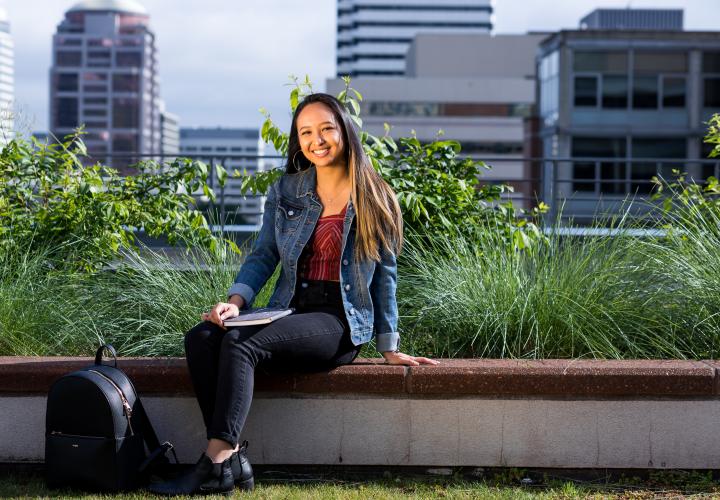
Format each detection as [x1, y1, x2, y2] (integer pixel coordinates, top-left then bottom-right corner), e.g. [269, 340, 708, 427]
[292, 150, 303, 172]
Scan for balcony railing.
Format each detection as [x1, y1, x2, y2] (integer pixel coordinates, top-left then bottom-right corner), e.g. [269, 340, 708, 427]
[92, 152, 720, 230]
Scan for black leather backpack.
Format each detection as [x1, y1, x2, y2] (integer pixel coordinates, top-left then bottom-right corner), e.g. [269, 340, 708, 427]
[45, 344, 176, 491]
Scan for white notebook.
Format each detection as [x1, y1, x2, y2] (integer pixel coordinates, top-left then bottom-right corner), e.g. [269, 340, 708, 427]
[223, 307, 294, 327]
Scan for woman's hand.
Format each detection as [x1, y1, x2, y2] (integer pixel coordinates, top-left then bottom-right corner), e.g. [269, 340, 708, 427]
[202, 299, 242, 328]
[381, 351, 440, 366]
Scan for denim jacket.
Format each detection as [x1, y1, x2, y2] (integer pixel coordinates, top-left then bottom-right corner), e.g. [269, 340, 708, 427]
[227, 166, 400, 352]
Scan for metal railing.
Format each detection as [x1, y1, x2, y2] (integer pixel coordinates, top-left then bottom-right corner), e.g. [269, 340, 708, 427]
[95, 152, 720, 229]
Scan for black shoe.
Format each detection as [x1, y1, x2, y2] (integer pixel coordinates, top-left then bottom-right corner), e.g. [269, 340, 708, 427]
[230, 440, 255, 491]
[147, 453, 234, 496]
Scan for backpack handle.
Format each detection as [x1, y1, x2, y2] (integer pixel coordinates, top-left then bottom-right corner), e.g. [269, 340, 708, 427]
[94, 344, 118, 367]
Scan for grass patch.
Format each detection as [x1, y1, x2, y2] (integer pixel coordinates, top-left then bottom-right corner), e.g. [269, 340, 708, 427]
[3, 469, 720, 499]
[396, 218, 687, 359]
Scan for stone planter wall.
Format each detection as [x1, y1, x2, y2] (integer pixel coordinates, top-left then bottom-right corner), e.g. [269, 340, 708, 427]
[2, 357, 720, 468]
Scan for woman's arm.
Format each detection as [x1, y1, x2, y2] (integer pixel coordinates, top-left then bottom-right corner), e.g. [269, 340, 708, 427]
[370, 244, 439, 366]
[226, 183, 281, 308]
[204, 185, 281, 329]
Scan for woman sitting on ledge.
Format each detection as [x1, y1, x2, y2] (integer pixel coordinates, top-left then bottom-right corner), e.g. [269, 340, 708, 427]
[149, 93, 438, 496]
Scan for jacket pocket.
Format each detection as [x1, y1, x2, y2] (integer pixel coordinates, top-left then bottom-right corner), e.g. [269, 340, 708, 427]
[276, 198, 304, 232]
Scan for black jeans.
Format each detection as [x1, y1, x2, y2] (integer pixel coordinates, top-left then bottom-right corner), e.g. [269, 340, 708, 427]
[184, 279, 361, 445]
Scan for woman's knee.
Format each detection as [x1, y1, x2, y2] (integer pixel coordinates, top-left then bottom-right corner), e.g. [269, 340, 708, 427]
[184, 321, 222, 354]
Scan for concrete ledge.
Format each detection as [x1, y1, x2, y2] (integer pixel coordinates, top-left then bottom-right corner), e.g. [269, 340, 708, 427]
[3, 357, 720, 468]
[1, 357, 716, 396]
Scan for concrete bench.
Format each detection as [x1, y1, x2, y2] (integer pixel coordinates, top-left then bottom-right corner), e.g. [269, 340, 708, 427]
[2, 357, 719, 468]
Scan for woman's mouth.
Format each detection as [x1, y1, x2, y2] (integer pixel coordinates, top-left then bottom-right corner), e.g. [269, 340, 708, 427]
[312, 148, 330, 158]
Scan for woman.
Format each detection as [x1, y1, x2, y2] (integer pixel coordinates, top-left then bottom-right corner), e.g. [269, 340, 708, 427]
[149, 93, 438, 496]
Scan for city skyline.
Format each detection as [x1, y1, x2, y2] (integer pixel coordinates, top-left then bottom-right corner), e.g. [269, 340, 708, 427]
[5, 0, 720, 135]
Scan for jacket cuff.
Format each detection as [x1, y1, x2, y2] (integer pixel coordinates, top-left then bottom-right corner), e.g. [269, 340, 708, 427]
[227, 283, 255, 309]
[376, 332, 400, 353]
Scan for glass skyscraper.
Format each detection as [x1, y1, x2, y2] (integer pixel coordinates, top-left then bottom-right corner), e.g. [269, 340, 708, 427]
[50, 0, 162, 172]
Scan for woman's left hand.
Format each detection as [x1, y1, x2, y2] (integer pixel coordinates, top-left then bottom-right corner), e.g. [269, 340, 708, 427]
[382, 351, 440, 366]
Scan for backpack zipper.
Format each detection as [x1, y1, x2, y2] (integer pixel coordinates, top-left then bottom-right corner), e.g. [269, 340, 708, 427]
[87, 369, 134, 435]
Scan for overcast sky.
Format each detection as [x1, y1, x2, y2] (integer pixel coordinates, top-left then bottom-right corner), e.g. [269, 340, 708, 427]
[5, 0, 720, 135]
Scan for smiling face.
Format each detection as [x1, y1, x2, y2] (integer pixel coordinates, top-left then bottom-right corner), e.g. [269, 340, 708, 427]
[296, 102, 346, 169]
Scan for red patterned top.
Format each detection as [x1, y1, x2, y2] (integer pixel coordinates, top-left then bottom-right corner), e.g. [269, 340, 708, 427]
[298, 205, 347, 282]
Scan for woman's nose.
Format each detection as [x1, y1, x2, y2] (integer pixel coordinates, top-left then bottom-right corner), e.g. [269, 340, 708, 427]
[316, 134, 326, 145]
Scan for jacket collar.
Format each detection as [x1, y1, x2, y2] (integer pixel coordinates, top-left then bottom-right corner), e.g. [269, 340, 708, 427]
[295, 165, 355, 217]
[296, 165, 316, 198]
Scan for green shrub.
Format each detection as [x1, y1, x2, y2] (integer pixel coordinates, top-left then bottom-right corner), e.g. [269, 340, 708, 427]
[396, 224, 687, 359]
[0, 132, 230, 271]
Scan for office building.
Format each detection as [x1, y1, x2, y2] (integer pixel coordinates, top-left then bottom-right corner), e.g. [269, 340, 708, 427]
[160, 104, 179, 157]
[0, 6, 13, 144]
[329, 33, 545, 208]
[337, 0, 493, 77]
[179, 127, 267, 225]
[49, 0, 164, 172]
[536, 12, 720, 220]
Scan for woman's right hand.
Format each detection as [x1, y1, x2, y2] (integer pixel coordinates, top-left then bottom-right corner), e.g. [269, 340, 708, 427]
[202, 296, 245, 327]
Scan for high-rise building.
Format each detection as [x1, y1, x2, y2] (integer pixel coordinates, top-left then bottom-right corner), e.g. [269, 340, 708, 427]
[0, 6, 13, 144]
[49, 0, 164, 172]
[337, 0, 493, 77]
[179, 127, 268, 226]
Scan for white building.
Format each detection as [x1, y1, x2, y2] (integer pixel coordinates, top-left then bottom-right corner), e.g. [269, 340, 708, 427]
[337, 0, 493, 77]
[328, 33, 545, 208]
[0, 6, 13, 144]
[49, 0, 165, 173]
[159, 103, 179, 157]
[180, 127, 268, 225]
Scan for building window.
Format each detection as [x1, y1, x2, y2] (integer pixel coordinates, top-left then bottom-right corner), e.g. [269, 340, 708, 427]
[573, 51, 629, 110]
[88, 39, 113, 47]
[632, 76, 658, 109]
[112, 133, 138, 152]
[84, 97, 107, 105]
[84, 108, 107, 117]
[83, 85, 107, 93]
[705, 78, 720, 108]
[662, 77, 686, 108]
[574, 76, 598, 107]
[116, 51, 143, 67]
[631, 138, 686, 193]
[112, 98, 139, 128]
[632, 51, 687, 110]
[571, 137, 627, 194]
[602, 75, 628, 108]
[112, 73, 140, 92]
[573, 51, 627, 72]
[84, 121, 107, 128]
[702, 52, 720, 73]
[56, 73, 78, 92]
[84, 72, 108, 81]
[56, 51, 82, 67]
[55, 97, 78, 128]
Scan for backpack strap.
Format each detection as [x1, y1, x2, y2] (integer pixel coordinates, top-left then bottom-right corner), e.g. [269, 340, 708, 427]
[134, 395, 178, 472]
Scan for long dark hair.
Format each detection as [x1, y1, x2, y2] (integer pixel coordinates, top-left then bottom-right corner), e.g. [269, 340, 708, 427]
[286, 93, 403, 261]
